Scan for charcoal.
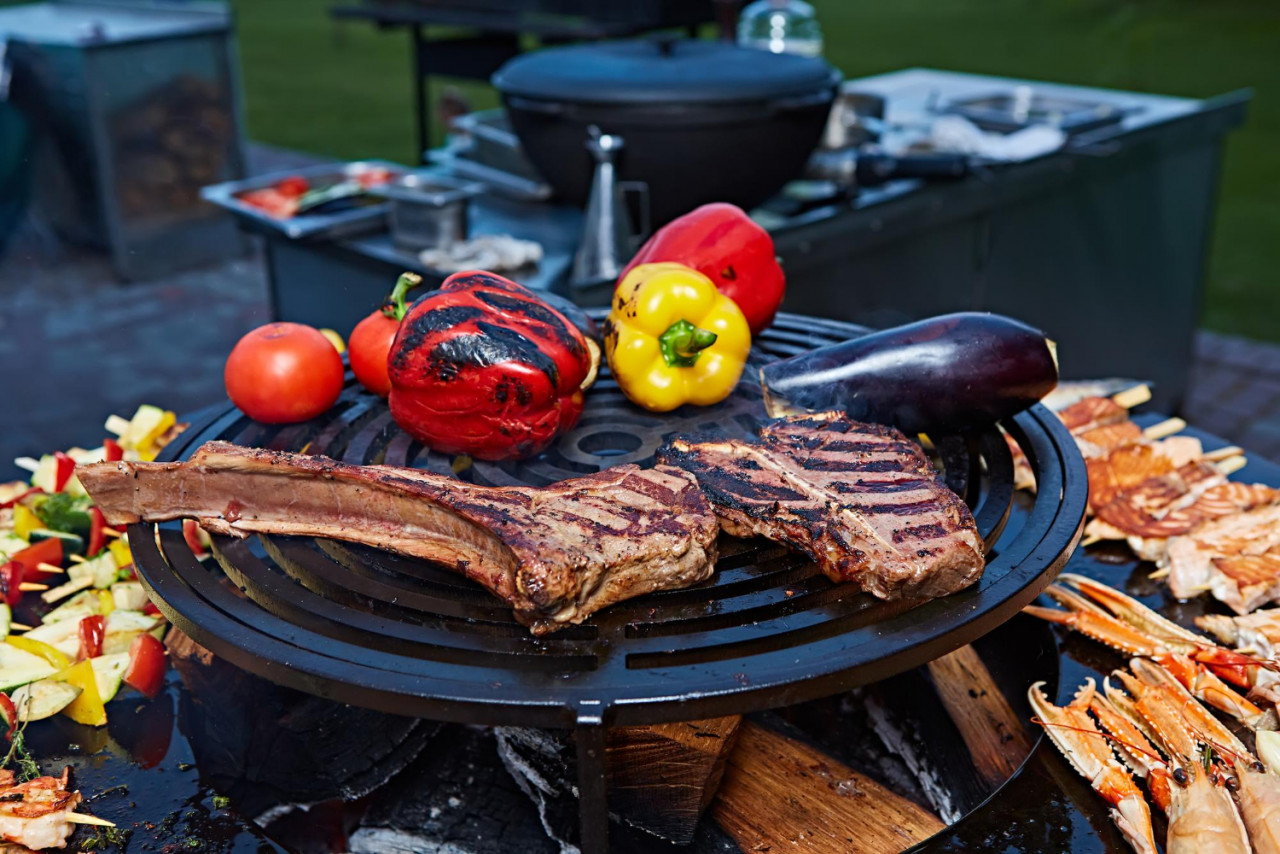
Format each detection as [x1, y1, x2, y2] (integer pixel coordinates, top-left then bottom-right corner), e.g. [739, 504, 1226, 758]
[350, 724, 560, 854]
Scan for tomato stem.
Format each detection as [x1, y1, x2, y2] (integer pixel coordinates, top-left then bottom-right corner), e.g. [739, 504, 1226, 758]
[381, 272, 423, 321]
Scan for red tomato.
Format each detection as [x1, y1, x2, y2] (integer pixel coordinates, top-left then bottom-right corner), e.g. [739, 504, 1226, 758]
[275, 175, 310, 197]
[224, 323, 345, 424]
[348, 311, 400, 397]
[124, 633, 167, 699]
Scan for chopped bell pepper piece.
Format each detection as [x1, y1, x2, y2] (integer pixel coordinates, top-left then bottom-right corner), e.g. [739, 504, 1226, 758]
[123, 633, 166, 699]
[0, 487, 42, 510]
[87, 507, 109, 557]
[103, 438, 124, 462]
[10, 538, 62, 583]
[52, 659, 106, 726]
[12, 504, 40, 540]
[108, 537, 132, 571]
[51, 452, 75, 493]
[77, 615, 106, 660]
[0, 563, 23, 608]
[7, 636, 72, 671]
[0, 692, 15, 740]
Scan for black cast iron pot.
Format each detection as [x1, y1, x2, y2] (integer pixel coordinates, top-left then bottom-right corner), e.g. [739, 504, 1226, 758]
[492, 37, 841, 227]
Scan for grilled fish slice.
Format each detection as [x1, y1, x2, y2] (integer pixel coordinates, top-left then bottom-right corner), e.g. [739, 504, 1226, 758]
[657, 413, 984, 600]
[77, 442, 719, 635]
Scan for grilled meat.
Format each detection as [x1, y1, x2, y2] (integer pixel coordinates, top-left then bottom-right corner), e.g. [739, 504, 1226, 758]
[657, 412, 984, 600]
[1088, 475, 1279, 561]
[1057, 395, 1131, 433]
[1086, 437, 1204, 510]
[1166, 504, 1280, 614]
[77, 442, 719, 635]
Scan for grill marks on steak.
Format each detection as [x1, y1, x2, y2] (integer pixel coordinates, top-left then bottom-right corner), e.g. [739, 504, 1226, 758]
[76, 441, 718, 635]
[657, 413, 984, 600]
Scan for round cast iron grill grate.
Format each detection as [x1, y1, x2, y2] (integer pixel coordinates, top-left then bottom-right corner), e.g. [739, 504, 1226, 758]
[132, 312, 1087, 731]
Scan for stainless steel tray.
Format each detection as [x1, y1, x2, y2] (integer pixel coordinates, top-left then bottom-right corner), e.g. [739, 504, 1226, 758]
[200, 160, 407, 240]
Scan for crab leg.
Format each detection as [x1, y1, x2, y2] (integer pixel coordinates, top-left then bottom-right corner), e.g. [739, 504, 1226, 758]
[1108, 669, 1253, 854]
[1029, 680, 1158, 854]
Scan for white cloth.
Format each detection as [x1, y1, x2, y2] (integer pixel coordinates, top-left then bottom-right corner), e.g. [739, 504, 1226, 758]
[929, 115, 1066, 162]
[419, 235, 543, 273]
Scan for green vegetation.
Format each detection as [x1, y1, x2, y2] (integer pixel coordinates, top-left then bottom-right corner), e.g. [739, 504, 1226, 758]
[36, 0, 1280, 337]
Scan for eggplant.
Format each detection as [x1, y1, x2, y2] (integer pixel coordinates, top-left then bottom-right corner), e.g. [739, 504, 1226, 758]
[760, 312, 1058, 432]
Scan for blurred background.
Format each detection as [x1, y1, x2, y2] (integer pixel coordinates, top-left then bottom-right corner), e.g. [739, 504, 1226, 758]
[224, 0, 1278, 341]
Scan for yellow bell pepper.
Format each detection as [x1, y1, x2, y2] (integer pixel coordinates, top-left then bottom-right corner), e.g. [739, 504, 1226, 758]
[8, 636, 71, 670]
[53, 659, 106, 726]
[12, 504, 39, 540]
[604, 263, 751, 412]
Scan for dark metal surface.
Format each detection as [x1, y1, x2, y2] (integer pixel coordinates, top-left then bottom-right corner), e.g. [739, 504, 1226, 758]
[131, 311, 1086, 736]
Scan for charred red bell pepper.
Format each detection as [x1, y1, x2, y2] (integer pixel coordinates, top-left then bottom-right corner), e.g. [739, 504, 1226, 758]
[182, 519, 206, 557]
[103, 438, 124, 462]
[52, 451, 76, 492]
[77, 615, 106, 660]
[387, 270, 598, 461]
[620, 202, 785, 335]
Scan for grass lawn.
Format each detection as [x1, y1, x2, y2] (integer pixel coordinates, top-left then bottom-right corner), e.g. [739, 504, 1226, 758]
[161, 1, 1280, 342]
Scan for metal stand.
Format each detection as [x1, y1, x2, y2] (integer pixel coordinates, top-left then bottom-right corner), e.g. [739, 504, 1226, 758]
[575, 703, 611, 853]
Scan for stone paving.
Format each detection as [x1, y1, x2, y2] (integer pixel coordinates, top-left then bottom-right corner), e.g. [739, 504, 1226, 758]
[2, 143, 1279, 479]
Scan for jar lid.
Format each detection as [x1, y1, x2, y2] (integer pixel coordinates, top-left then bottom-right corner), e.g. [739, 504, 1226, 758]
[492, 37, 839, 105]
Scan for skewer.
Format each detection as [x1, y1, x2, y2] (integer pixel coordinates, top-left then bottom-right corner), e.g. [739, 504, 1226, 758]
[1148, 567, 1170, 580]
[68, 554, 87, 564]
[1204, 445, 1245, 463]
[9, 623, 32, 632]
[18, 583, 48, 592]
[1081, 533, 1104, 547]
[1141, 417, 1185, 440]
[35, 563, 65, 575]
[101, 528, 122, 539]
[1214, 455, 1248, 477]
[1111, 384, 1151, 410]
[66, 813, 115, 827]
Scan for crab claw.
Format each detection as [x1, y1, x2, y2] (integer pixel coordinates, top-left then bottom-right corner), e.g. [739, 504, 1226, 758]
[1060, 574, 1203, 645]
[1153, 653, 1267, 728]
[1025, 586, 1172, 658]
[1029, 680, 1159, 854]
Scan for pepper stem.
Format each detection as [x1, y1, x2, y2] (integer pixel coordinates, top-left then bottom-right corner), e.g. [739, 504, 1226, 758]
[659, 319, 718, 368]
[381, 272, 423, 321]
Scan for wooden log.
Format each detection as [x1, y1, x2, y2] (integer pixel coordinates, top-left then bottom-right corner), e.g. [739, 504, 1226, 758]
[496, 716, 742, 845]
[712, 720, 945, 853]
[606, 716, 742, 838]
[926, 644, 1034, 788]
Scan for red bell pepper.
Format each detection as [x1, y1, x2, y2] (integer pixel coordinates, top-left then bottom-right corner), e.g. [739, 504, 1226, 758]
[10, 538, 61, 582]
[620, 202, 785, 335]
[0, 562, 24, 607]
[52, 451, 76, 492]
[77, 615, 106, 661]
[0, 694, 15, 741]
[88, 506, 109, 556]
[123, 633, 167, 698]
[387, 271, 597, 461]
[104, 438, 124, 462]
[0, 487, 42, 510]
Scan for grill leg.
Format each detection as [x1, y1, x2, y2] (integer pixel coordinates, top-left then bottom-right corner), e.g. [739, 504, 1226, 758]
[575, 709, 610, 854]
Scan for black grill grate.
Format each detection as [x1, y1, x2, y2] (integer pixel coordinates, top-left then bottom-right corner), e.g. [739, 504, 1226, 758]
[131, 312, 1086, 852]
